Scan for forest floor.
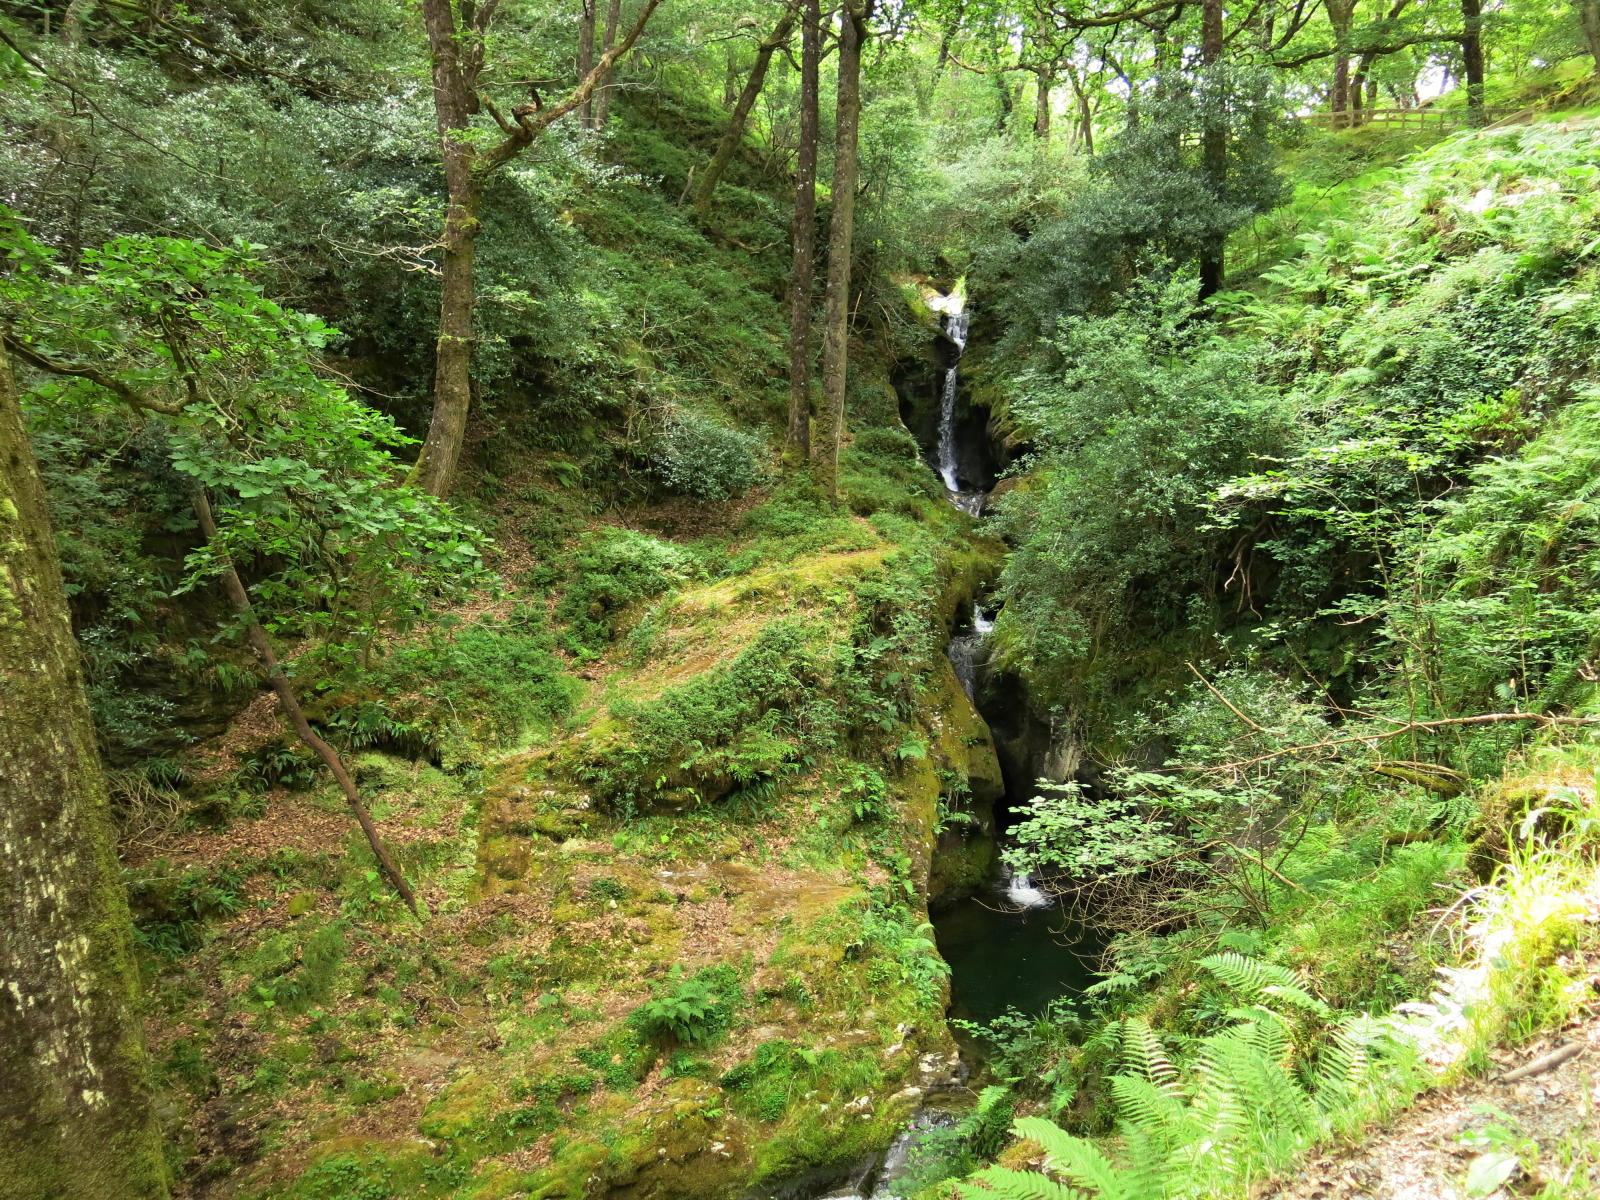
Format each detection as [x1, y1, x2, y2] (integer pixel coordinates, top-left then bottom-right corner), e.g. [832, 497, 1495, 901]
[1267, 1016, 1600, 1199]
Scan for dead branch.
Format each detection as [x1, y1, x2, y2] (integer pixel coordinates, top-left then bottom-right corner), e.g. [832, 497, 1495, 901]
[1195, 713, 1596, 774]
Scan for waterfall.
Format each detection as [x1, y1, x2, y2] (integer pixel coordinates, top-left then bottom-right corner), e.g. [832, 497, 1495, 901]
[816, 1114, 955, 1200]
[927, 294, 984, 515]
[947, 601, 1050, 913]
[1002, 867, 1050, 910]
[946, 601, 987, 703]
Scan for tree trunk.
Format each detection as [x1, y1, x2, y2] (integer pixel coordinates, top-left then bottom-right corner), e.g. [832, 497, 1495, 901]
[815, 0, 871, 502]
[0, 340, 170, 1200]
[693, 3, 798, 215]
[1198, 0, 1227, 299]
[993, 70, 1013, 135]
[579, 0, 597, 129]
[1065, 62, 1094, 152]
[1033, 66, 1052, 139]
[411, 0, 661, 497]
[787, 0, 821, 458]
[1460, 0, 1486, 123]
[1582, 0, 1600, 71]
[412, 0, 483, 499]
[1327, 0, 1355, 128]
[189, 492, 419, 915]
[594, 0, 623, 129]
[723, 45, 740, 108]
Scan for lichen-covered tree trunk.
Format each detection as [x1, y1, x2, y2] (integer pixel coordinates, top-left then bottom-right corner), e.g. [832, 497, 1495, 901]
[594, 0, 623, 129]
[1582, 0, 1600, 71]
[816, 0, 871, 503]
[0, 340, 170, 1200]
[1198, 0, 1227, 299]
[578, 0, 598, 129]
[786, 0, 821, 458]
[1460, 0, 1486, 123]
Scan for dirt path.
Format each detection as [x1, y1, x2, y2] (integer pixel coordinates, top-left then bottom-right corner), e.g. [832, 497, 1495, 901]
[1266, 1020, 1600, 1199]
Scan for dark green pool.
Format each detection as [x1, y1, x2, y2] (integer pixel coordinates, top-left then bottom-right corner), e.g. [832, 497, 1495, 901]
[933, 887, 1100, 1053]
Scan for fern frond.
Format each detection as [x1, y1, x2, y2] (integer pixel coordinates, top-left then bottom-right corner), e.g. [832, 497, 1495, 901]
[1108, 1074, 1189, 1146]
[1314, 1015, 1384, 1110]
[1198, 952, 1330, 1017]
[959, 1166, 1092, 1200]
[1120, 1018, 1181, 1094]
[1012, 1117, 1127, 1198]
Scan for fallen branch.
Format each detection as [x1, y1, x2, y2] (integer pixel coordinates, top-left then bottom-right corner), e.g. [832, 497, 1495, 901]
[1194, 713, 1597, 774]
[193, 489, 421, 916]
[1499, 1040, 1584, 1082]
[1187, 661, 1265, 732]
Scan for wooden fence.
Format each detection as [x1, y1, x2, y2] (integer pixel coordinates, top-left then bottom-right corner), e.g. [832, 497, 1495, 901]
[1298, 106, 1525, 131]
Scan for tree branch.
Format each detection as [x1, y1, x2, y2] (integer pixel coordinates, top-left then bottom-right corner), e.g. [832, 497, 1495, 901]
[477, 0, 664, 174]
[2, 335, 186, 415]
[1197, 713, 1596, 774]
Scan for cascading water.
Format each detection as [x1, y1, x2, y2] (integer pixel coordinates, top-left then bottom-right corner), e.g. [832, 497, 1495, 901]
[946, 601, 990, 702]
[926, 294, 985, 515]
[814, 1115, 955, 1200]
[946, 604, 1049, 913]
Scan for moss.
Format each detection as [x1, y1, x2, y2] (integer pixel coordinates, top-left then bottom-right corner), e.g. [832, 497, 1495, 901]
[419, 1073, 499, 1141]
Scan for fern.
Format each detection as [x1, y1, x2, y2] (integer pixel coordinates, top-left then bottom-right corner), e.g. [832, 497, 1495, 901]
[1119, 1018, 1181, 1095]
[1198, 952, 1330, 1016]
[1013, 1117, 1132, 1199]
[959, 1166, 1092, 1200]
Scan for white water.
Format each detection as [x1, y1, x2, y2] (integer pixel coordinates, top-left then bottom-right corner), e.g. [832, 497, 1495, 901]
[946, 602, 991, 702]
[816, 1114, 954, 1200]
[1002, 866, 1050, 910]
[930, 299, 984, 515]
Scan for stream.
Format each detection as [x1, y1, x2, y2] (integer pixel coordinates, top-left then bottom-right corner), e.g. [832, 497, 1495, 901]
[800, 288, 1099, 1200]
[934, 602, 1101, 1058]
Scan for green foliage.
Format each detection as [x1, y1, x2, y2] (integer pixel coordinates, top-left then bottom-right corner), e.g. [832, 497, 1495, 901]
[960, 980, 1418, 1200]
[575, 618, 829, 810]
[247, 920, 349, 1014]
[338, 610, 577, 755]
[555, 528, 697, 659]
[992, 276, 1290, 712]
[629, 965, 743, 1046]
[126, 861, 247, 957]
[4, 218, 489, 695]
[648, 407, 766, 501]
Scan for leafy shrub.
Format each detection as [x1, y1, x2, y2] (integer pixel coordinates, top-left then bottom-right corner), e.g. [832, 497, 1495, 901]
[650, 407, 765, 501]
[127, 861, 247, 956]
[575, 618, 829, 810]
[556, 528, 697, 657]
[348, 611, 577, 753]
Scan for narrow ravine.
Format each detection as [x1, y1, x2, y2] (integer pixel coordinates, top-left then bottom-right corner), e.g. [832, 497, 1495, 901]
[916, 287, 1101, 1057]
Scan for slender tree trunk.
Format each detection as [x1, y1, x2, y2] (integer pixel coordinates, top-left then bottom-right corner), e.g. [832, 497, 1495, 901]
[787, 0, 821, 458]
[693, 3, 799, 215]
[594, 0, 623, 129]
[993, 70, 1013, 134]
[1198, 0, 1227, 299]
[1582, 0, 1600, 71]
[189, 492, 419, 915]
[1065, 62, 1094, 152]
[1033, 65, 1052, 139]
[1327, 0, 1355, 128]
[816, 0, 871, 502]
[1460, 0, 1486, 123]
[0, 341, 170, 1200]
[411, 0, 661, 497]
[413, 0, 482, 499]
[578, 0, 597, 129]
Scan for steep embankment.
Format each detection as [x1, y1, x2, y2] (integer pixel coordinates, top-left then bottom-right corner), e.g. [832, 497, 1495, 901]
[115, 112, 1013, 1193]
[925, 113, 1600, 1200]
